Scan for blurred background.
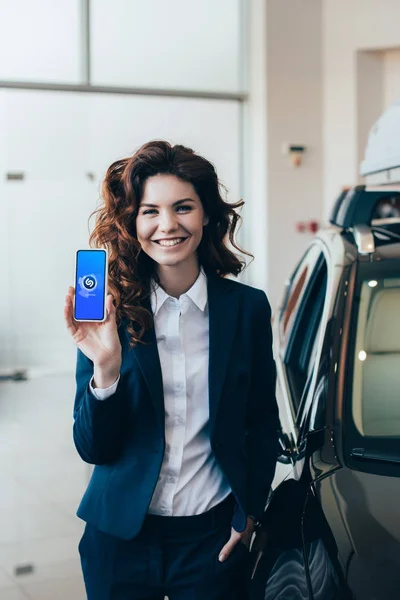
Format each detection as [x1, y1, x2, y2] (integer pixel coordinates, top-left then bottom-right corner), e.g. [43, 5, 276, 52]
[1, 0, 400, 598]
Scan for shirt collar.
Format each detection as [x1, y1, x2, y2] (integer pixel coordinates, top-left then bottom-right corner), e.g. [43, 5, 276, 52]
[150, 268, 208, 316]
[185, 268, 208, 312]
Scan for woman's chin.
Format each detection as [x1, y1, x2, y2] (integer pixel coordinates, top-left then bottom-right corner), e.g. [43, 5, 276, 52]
[155, 256, 187, 268]
[152, 249, 196, 269]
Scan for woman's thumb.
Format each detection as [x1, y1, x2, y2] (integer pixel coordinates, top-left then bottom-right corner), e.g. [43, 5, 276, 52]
[106, 294, 116, 319]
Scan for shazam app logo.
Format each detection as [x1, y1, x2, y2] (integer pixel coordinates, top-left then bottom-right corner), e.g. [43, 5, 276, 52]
[83, 275, 97, 290]
[78, 274, 98, 298]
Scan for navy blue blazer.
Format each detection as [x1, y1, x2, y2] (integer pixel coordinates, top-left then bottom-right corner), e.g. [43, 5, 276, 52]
[73, 273, 280, 540]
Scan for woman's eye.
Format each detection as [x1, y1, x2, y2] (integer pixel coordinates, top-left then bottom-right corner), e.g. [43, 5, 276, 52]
[176, 205, 192, 212]
[142, 209, 157, 215]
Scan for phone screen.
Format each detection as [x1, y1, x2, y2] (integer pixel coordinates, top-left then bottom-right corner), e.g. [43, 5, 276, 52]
[74, 249, 107, 321]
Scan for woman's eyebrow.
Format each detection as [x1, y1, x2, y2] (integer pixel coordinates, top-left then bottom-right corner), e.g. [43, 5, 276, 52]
[140, 198, 195, 208]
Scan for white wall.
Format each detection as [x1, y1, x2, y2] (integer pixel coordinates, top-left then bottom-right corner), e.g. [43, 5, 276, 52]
[90, 0, 242, 92]
[323, 0, 400, 215]
[265, 0, 323, 310]
[383, 49, 400, 108]
[242, 0, 269, 292]
[0, 0, 244, 92]
[0, 0, 82, 83]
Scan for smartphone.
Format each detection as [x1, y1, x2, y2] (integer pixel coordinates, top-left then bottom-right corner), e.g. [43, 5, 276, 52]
[74, 249, 108, 322]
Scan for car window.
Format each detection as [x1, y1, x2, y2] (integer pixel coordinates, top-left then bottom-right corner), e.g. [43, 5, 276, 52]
[345, 259, 400, 477]
[284, 256, 328, 414]
[352, 276, 400, 438]
[279, 245, 323, 353]
[282, 266, 308, 334]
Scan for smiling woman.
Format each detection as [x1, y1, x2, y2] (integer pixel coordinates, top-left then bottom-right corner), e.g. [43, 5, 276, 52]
[135, 175, 209, 288]
[65, 140, 280, 600]
[89, 140, 250, 347]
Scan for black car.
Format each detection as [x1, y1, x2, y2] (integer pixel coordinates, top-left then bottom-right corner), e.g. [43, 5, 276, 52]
[250, 185, 400, 600]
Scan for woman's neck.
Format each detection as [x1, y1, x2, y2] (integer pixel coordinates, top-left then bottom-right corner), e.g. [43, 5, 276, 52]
[157, 259, 200, 298]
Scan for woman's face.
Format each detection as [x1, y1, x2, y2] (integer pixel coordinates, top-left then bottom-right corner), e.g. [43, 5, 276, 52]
[136, 174, 208, 270]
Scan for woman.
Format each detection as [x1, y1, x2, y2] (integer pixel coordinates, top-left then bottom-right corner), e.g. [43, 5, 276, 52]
[64, 140, 279, 600]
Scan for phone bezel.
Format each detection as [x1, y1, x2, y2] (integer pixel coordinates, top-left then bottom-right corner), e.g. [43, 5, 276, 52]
[73, 248, 108, 323]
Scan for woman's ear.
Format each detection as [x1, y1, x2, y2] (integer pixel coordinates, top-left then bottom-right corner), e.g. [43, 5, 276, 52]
[203, 215, 209, 226]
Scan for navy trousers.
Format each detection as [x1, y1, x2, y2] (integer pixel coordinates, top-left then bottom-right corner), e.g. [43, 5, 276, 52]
[79, 495, 251, 599]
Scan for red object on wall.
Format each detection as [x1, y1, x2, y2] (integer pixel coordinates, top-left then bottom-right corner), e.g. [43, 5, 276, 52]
[308, 220, 320, 234]
[295, 220, 320, 234]
[296, 222, 306, 233]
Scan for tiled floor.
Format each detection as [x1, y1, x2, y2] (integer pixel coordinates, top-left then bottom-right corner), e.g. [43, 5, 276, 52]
[0, 373, 87, 599]
[1, 372, 287, 600]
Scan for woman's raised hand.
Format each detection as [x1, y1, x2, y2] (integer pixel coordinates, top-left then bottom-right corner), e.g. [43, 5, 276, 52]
[64, 286, 122, 386]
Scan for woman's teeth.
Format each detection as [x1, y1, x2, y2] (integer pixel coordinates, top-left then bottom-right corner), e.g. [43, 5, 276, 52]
[157, 238, 186, 247]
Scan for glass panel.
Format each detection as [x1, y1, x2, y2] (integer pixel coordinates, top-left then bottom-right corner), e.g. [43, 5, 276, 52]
[279, 245, 322, 347]
[352, 276, 400, 437]
[0, 0, 81, 83]
[90, 0, 243, 93]
[4, 90, 90, 177]
[87, 93, 241, 203]
[285, 260, 327, 411]
[7, 177, 97, 370]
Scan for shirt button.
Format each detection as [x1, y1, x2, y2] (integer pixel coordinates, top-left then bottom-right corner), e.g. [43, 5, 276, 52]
[167, 476, 177, 484]
[175, 415, 184, 425]
[176, 381, 184, 390]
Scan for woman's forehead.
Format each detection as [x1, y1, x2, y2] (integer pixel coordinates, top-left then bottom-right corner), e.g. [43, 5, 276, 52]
[141, 174, 199, 205]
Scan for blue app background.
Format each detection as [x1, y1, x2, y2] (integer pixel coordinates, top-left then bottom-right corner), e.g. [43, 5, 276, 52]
[75, 250, 107, 321]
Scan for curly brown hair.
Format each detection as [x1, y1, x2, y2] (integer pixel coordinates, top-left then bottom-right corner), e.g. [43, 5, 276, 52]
[89, 140, 253, 346]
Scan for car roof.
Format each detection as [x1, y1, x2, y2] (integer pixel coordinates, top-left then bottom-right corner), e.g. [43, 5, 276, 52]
[326, 185, 400, 261]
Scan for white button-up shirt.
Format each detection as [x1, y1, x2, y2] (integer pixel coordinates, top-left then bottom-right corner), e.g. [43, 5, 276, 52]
[90, 269, 231, 516]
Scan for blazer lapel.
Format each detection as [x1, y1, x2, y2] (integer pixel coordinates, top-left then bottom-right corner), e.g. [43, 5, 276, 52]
[208, 274, 240, 429]
[120, 273, 240, 436]
[122, 317, 165, 436]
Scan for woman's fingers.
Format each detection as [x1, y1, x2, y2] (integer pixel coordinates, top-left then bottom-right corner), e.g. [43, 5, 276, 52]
[105, 294, 116, 321]
[218, 529, 242, 562]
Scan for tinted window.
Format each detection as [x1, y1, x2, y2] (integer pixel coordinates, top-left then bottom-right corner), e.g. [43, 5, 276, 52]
[345, 258, 400, 477]
[372, 194, 400, 220]
[284, 256, 328, 413]
[279, 245, 323, 352]
[352, 276, 400, 438]
[282, 266, 308, 334]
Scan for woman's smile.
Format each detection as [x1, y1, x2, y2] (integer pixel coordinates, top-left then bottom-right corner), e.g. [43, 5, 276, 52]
[153, 236, 189, 248]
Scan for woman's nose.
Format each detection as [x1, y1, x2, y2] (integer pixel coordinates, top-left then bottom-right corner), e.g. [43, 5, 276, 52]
[159, 210, 178, 232]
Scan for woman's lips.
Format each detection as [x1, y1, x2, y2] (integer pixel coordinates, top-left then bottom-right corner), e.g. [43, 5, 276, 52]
[154, 237, 188, 247]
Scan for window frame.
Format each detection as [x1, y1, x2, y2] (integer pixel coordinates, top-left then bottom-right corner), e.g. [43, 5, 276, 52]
[278, 245, 323, 356]
[277, 244, 329, 427]
[284, 255, 328, 418]
[343, 258, 400, 478]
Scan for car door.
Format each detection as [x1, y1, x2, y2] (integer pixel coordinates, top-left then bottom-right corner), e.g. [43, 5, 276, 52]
[251, 246, 331, 599]
[296, 271, 354, 600]
[325, 257, 400, 599]
[288, 252, 358, 600]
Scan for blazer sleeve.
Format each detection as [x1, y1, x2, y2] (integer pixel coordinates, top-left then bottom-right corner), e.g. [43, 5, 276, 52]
[72, 348, 127, 465]
[246, 290, 280, 521]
